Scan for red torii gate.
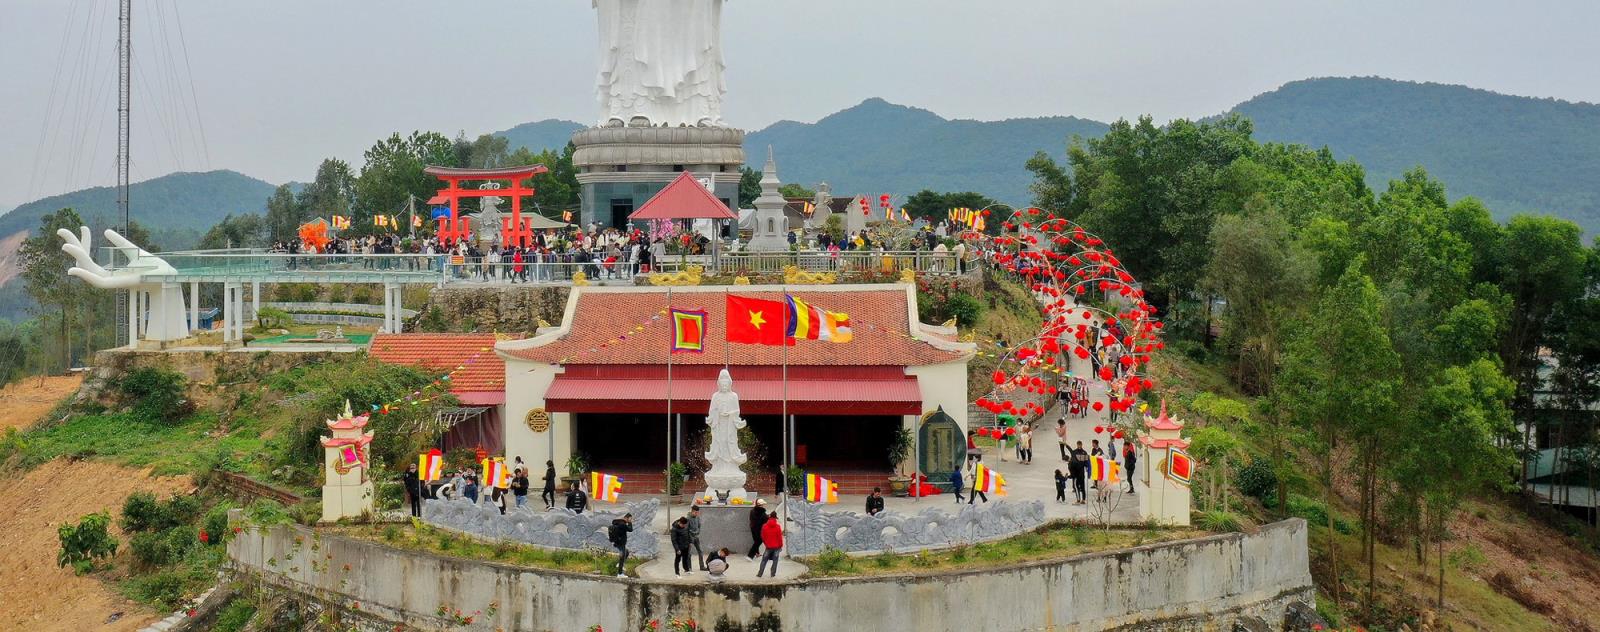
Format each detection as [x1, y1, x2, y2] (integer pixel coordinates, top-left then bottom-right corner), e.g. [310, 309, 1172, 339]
[423, 165, 549, 247]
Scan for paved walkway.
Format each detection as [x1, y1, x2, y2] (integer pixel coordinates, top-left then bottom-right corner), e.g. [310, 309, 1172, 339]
[635, 553, 808, 583]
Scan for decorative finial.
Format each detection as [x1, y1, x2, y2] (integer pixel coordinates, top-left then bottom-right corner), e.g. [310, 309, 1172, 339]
[343, 399, 353, 419]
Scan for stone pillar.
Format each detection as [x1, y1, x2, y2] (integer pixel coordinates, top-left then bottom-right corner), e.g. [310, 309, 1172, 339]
[251, 280, 261, 324]
[127, 288, 139, 346]
[189, 282, 200, 332]
[222, 283, 239, 343]
[385, 282, 402, 333]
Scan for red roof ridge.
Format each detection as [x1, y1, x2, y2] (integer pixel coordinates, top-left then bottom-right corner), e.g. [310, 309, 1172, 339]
[628, 171, 737, 220]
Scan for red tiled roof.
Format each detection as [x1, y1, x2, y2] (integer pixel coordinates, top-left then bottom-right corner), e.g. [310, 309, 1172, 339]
[368, 333, 508, 394]
[629, 171, 738, 220]
[501, 286, 970, 366]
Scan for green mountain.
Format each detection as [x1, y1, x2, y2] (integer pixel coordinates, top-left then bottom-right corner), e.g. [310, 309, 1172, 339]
[0, 170, 281, 250]
[745, 98, 1110, 204]
[1230, 77, 1600, 233]
[495, 119, 585, 154]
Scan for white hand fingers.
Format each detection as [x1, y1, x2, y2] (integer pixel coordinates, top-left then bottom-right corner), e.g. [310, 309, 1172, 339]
[66, 267, 132, 289]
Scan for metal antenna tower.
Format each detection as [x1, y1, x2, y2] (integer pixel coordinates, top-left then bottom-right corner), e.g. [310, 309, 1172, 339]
[114, 0, 131, 347]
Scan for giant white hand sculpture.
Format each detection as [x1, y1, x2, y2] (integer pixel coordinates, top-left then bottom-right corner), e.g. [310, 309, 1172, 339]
[58, 227, 189, 342]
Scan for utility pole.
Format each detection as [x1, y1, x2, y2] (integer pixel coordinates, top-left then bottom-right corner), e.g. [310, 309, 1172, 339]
[114, 0, 132, 348]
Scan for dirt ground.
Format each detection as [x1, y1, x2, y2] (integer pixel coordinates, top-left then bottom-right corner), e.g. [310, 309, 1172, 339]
[0, 459, 193, 631]
[1445, 501, 1600, 630]
[0, 374, 83, 431]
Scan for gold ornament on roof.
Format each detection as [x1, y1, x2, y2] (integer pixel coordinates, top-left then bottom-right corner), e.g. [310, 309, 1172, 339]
[783, 265, 836, 285]
[649, 265, 704, 286]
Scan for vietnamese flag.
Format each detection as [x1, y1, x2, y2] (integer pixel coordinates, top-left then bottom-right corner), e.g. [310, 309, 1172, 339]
[726, 295, 790, 346]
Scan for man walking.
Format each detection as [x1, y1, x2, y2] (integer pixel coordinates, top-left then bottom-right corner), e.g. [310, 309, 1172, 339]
[746, 499, 769, 560]
[757, 514, 784, 578]
[510, 467, 529, 509]
[1070, 442, 1089, 504]
[967, 458, 989, 505]
[687, 506, 706, 570]
[541, 460, 557, 509]
[950, 468, 966, 504]
[1123, 441, 1139, 494]
[608, 513, 633, 577]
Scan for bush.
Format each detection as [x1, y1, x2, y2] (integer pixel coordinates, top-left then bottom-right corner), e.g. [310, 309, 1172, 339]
[203, 503, 233, 546]
[350, 286, 374, 304]
[1287, 494, 1353, 534]
[946, 293, 984, 327]
[289, 501, 322, 526]
[122, 492, 166, 532]
[58, 512, 118, 573]
[213, 599, 257, 632]
[1235, 457, 1277, 501]
[123, 569, 190, 610]
[813, 547, 851, 573]
[784, 466, 805, 496]
[666, 461, 688, 495]
[244, 500, 292, 526]
[1197, 510, 1244, 532]
[116, 368, 192, 423]
[166, 525, 201, 559]
[293, 284, 318, 303]
[130, 531, 175, 568]
[255, 307, 293, 329]
[1449, 544, 1488, 573]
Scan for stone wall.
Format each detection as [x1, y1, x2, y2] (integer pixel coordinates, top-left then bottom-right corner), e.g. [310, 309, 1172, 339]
[786, 498, 1046, 555]
[229, 518, 1315, 632]
[422, 496, 661, 557]
[412, 286, 570, 334]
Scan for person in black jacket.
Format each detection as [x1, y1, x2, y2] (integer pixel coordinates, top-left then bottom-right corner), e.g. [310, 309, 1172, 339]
[402, 462, 423, 517]
[510, 468, 530, 510]
[670, 517, 693, 575]
[541, 461, 557, 509]
[565, 483, 589, 514]
[608, 513, 634, 577]
[865, 487, 885, 516]
[746, 499, 768, 560]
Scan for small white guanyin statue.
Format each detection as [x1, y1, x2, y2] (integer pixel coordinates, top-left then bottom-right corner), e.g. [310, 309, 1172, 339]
[703, 368, 749, 499]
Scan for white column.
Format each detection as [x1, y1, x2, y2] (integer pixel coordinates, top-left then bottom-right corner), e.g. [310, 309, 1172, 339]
[127, 289, 139, 346]
[222, 283, 237, 342]
[235, 285, 245, 342]
[251, 280, 261, 325]
[384, 283, 401, 333]
[189, 282, 200, 332]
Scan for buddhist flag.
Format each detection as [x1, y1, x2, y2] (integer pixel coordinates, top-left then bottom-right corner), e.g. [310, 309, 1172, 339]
[373, 215, 387, 227]
[785, 295, 853, 343]
[332, 215, 350, 230]
[974, 463, 1007, 496]
[901, 208, 911, 222]
[482, 457, 510, 489]
[1089, 456, 1121, 483]
[418, 448, 443, 482]
[563, 210, 573, 222]
[412, 215, 423, 228]
[804, 473, 839, 504]
[1167, 447, 1193, 487]
[591, 471, 623, 502]
[671, 308, 707, 353]
[726, 295, 791, 346]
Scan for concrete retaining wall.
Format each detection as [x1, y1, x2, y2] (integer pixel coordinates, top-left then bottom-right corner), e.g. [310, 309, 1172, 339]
[229, 519, 1314, 632]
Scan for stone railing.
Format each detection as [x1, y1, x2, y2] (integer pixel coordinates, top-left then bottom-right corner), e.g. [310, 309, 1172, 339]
[786, 499, 1046, 555]
[228, 518, 1316, 632]
[422, 496, 660, 557]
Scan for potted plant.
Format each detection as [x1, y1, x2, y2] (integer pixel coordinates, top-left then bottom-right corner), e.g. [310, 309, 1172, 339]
[784, 466, 806, 496]
[561, 453, 589, 490]
[887, 426, 915, 497]
[666, 462, 688, 499]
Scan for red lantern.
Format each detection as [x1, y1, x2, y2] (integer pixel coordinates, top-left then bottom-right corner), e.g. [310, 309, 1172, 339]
[1092, 401, 1105, 412]
[1093, 425, 1104, 434]
[1098, 366, 1114, 381]
[992, 370, 1006, 385]
[1112, 430, 1125, 439]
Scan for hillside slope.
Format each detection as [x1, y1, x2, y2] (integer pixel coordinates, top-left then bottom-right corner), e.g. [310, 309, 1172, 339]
[494, 118, 585, 154]
[0, 170, 280, 250]
[1232, 77, 1600, 232]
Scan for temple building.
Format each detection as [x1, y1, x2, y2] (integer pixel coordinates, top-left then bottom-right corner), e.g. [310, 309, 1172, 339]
[368, 332, 511, 454]
[494, 284, 974, 493]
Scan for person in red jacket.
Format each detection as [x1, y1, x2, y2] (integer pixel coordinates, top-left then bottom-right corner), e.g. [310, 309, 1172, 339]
[756, 515, 784, 578]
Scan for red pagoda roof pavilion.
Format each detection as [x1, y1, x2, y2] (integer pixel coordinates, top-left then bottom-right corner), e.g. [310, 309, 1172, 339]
[628, 171, 737, 221]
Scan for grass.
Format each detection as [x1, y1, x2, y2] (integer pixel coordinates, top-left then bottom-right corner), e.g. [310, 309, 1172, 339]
[332, 522, 645, 577]
[9, 410, 270, 477]
[799, 521, 1201, 578]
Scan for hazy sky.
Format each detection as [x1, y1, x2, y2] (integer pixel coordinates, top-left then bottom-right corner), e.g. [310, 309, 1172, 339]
[3, 0, 1599, 211]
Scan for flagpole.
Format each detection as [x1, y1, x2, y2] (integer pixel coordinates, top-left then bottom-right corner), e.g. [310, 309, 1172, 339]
[780, 284, 789, 539]
[666, 286, 674, 527]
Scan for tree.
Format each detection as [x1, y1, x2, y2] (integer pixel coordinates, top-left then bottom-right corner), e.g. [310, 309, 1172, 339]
[1275, 261, 1400, 609]
[263, 184, 306, 244]
[1203, 211, 1314, 395]
[297, 158, 356, 225]
[1025, 150, 1072, 216]
[18, 208, 89, 371]
[353, 131, 456, 233]
[1394, 359, 1514, 608]
[901, 190, 1000, 222]
[778, 183, 815, 200]
[196, 213, 267, 250]
[738, 166, 760, 208]
[1493, 215, 1588, 488]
